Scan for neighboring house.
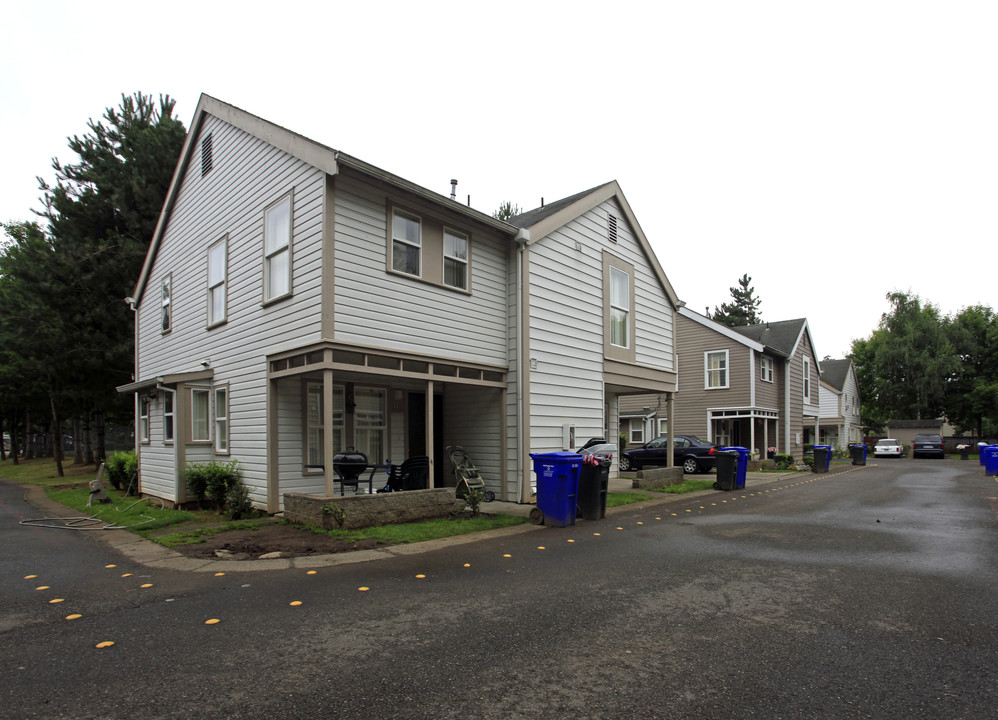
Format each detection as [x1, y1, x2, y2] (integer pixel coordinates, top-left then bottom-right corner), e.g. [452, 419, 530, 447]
[119, 94, 680, 511]
[885, 419, 944, 448]
[818, 358, 863, 448]
[621, 311, 821, 459]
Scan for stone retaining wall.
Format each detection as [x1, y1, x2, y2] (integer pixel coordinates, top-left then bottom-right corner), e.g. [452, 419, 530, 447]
[283, 489, 464, 531]
[632, 466, 684, 490]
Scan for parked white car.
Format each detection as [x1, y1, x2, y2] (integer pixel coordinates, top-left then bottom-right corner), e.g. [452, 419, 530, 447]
[874, 438, 903, 458]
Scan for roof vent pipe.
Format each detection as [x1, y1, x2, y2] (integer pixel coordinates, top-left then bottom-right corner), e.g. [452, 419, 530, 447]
[541, 197, 544, 207]
[450, 179, 457, 201]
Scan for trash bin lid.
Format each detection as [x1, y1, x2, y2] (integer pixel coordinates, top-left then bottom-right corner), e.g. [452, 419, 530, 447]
[530, 451, 584, 462]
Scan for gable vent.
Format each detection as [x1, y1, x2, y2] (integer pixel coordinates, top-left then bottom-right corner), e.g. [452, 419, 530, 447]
[201, 133, 214, 177]
[607, 212, 618, 243]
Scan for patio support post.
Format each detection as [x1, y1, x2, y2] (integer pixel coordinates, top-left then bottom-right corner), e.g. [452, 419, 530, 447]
[666, 393, 675, 468]
[426, 378, 435, 488]
[750, 416, 756, 455]
[323, 367, 335, 497]
[266, 376, 279, 513]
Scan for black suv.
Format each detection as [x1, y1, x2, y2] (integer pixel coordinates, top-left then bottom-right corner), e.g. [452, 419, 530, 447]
[912, 433, 945, 458]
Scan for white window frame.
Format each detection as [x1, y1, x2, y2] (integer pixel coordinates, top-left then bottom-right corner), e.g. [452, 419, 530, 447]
[191, 388, 211, 443]
[442, 227, 469, 290]
[214, 386, 229, 454]
[264, 193, 292, 303]
[391, 209, 422, 277]
[353, 386, 387, 464]
[139, 397, 151, 444]
[207, 237, 227, 327]
[657, 418, 668, 436]
[705, 350, 729, 389]
[163, 390, 174, 443]
[161, 274, 172, 334]
[629, 420, 644, 445]
[609, 266, 630, 348]
[803, 357, 812, 403]
[760, 355, 774, 383]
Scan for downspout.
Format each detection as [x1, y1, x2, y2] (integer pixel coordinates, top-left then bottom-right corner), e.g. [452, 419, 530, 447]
[125, 295, 140, 484]
[784, 360, 792, 456]
[514, 229, 530, 504]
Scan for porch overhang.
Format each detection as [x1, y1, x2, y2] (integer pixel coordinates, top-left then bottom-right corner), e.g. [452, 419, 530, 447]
[708, 406, 781, 420]
[116, 369, 214, 394]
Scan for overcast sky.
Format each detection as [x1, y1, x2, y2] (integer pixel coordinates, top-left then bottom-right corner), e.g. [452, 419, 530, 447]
[3, 1, 995, 359]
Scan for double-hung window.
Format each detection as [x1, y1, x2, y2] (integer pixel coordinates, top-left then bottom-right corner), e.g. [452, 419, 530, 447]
[191, 388, 210, 442]
[629, 421, 644, 445]
[803, 358, 812, 403]
[207, 239, 226, 326]
[609, 266, 630, 348]
[161, 275, 171, 333]
[214, 386, 228, 453]
[443, 228, 468, 289]
[705, 350, 729, 389]
[305, 383, 344, 468]
[139, 398, 151, 443]
[264, 194, 292, 301]
[392, 210, 421, 277]
[163, 391, 174, 443]
[760, 356, 774, 383]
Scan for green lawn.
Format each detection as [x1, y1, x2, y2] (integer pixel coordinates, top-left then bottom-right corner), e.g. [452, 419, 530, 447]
[45, 486, 197, 532]
[0, 457, 97, 487]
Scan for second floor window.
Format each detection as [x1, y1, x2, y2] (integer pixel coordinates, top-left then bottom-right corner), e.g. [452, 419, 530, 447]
[265, 195, 292, 301]
[207, 239, 226, 326]
[609, 266, 629, 348]
[803, 357, 812, 402]
[443, 228, 468, 289]
[392, 210, 421, 277]
[705, 350, 729, 389]
[760, 356, 774, 383]
[161, 275, 171, 333]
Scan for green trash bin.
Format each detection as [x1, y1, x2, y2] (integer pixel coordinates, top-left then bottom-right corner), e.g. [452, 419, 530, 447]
[713, 450, 739, 491]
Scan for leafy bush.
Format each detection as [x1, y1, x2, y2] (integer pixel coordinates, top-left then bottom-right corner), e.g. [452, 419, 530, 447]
[461, 486, 485, 517]
[774, 453, 795, 470]
[802, 455, 814, 468]
[225, 480, 255, 520]
[185, 460, 240, 511]
[105, 450, 137, 493]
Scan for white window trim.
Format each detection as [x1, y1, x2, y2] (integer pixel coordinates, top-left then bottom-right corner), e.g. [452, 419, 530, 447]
[214, 385, 229, 454]
[139, 397, 151, 444]
[442, 226, 469, 290]
[609, 265, 630, 349]
[161, 274, 172, 335]
[760, 356, 774, 383]
[803, 357, 812, 403]
[705, 350, 730, 389]
[391, 209, 422, 278]
[191, 387, 211, 443]
[263, 192, 293, 304]
[163, 390, 174, 444]
[629, 421, 644, 445]
[207, 237, 227, 328]
[657, 418, 668, 436]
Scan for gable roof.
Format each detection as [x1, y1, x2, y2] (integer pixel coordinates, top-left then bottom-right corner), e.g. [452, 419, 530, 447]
[733, 318, 816, 360]
[677, 306, 765, 352]
[132, 93, 519, 305]
[819, 359, 853, 391]
[508, 182, 681, 307]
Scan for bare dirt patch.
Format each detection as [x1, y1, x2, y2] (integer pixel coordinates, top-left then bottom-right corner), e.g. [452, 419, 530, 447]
[170, 523, 387, 560]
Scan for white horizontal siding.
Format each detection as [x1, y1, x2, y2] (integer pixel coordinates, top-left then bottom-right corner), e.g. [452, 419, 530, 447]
[332, 177, 509, 365]
[444, 386, 503, 498]
[134, 114, 327, 505]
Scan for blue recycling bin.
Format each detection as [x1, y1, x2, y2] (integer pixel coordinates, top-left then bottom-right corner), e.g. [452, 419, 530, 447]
[984, 446, 998, 477]
[530, 452, 583, 527]
[849, 444, 867, 466]
[980, 443, 995, 466]
[812, 445, 832, 473]
[719, 446, 750, 489]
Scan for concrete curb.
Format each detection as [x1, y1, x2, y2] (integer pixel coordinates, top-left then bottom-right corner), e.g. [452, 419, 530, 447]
[10, 466, 845, 572]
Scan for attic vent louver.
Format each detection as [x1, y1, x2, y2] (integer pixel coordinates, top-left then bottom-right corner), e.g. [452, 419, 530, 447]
[607, 212, 618, 243]
[201, 133, 214, 177]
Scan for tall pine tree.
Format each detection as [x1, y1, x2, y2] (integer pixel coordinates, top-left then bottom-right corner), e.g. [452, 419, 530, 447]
[711, 273, 763, 327]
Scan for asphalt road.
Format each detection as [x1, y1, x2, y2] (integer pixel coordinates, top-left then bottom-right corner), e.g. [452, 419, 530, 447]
[2, 459, 997, 720]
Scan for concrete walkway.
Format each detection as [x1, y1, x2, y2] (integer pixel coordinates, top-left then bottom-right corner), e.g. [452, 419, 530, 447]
[15, 467, 816, 573]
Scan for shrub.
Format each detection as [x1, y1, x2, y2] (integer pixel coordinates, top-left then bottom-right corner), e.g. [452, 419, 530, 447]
[802, 455, 814, 468]
[774, 453, 795, 471]
[185, 460, 240, 511]
[105, 450, 137, 493]
[461, 486, 485, 517]
[225, 480, 255, 520]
